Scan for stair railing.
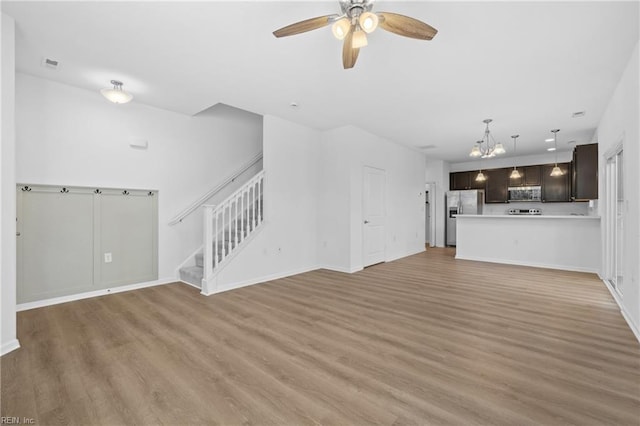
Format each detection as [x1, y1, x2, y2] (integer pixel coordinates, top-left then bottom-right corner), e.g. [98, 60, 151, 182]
[169, 152, 263, 226]
[203, 170, 264, 283]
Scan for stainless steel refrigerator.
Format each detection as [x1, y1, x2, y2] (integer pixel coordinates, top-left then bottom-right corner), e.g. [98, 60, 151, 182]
[446, 190, 484, 246]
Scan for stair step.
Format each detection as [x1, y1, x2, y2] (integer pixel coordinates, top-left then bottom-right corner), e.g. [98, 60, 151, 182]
[179, 265, 203, 287]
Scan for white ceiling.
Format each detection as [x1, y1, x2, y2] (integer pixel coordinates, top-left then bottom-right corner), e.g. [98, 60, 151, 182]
[3, 1, 638, 163]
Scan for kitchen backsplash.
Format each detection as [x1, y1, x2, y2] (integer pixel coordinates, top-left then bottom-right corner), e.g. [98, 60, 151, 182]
[483, 202, 591, 216]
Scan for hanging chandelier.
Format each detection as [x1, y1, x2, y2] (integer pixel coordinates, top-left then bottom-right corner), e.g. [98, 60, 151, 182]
[470, 119, 506, 158]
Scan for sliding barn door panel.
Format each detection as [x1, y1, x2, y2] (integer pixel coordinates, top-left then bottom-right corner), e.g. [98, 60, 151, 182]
[18, 189, 95, 302]
[97, 191, 158, 287]
[17, 185, 158, 304]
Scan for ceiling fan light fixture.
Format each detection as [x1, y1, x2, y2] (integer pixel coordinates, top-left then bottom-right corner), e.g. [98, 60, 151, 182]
[352, 28, 368, 48]
[100, 80, 133, 104]
[359, 12, 379, 33]
[331, 17, 351, 40]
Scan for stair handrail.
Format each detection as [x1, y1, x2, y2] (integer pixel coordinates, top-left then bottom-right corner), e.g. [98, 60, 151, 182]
[168, 152, 263, 225]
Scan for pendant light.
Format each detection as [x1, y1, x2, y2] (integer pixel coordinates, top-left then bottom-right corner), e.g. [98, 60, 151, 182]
[550, 129, 563, 176]
[475, 148, 487, 181]
[100, 80, 133, 104]
[510, 135, 521, 179]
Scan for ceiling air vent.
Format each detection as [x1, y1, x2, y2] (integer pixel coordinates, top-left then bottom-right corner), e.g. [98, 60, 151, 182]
[41, 57, 59, 70]
[419, 144, 437, 150]
[572, 111, 586, 118]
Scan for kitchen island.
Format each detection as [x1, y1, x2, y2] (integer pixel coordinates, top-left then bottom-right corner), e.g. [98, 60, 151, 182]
[455, 215, 601, 273]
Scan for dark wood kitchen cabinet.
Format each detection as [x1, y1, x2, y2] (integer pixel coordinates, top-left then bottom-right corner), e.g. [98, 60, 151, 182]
[450, 171, 486, 190]
[485, 168, 509, 203]
[507, 165, 542, 187]
[542, 162, 571, 202]
[572, 143, 598, 201]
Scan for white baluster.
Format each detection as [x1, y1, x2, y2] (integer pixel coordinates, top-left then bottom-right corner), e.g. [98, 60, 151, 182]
[240, 190, 245, 242]
[252, 182, 257, 229]
[259, 176, 263, 224]
[203, 207, 213, 281]
[214, 209, 219, 268]
[227, 205, 233, 255]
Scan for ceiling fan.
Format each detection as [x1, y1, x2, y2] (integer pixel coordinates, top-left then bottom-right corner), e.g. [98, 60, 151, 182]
[273, 0, 438, 69]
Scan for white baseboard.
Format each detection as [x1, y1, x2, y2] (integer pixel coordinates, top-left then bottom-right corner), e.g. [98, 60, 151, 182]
[454, 254, 599, 274]
[1, 339, 21, 356]
[386, 246, 426, 263]
[317, 264, 361, 274]
[601, 279, 640, 344]
[202, 265, 320, 296]
[17, 277, 178, 311]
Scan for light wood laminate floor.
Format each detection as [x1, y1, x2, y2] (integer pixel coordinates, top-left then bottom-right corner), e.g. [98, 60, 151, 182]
[2, 248, 639, 425]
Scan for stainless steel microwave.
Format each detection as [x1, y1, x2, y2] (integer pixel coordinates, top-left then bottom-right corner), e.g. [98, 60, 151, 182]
[508, 186, 542, 202]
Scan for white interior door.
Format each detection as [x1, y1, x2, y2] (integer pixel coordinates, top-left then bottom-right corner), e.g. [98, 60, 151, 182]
[363, 166, 386, 267]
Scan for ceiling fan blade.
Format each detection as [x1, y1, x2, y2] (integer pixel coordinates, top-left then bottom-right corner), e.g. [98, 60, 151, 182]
[377, 12, 438, 40]
[273, 14, 338, 38]
[342, 27, 360, 69]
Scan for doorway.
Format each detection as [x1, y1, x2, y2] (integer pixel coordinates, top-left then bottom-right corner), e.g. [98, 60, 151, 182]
[425, 182, 436, 247]
[604, 144, 624, 297]
[363, 166, 386, 267]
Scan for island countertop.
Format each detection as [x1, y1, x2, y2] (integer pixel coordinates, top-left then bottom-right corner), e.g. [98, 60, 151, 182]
[455, 214, 600, 220]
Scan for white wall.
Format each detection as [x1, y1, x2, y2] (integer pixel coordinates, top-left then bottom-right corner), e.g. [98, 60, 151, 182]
[213, 116, 320, 290]
[217, 119, 427, 288]
[15, 73, 263, 282]
[425, 158, 450, 247]
[1, 13, 20, 355]
[318, 125, 426, 272]
[596, 42, 640, 340]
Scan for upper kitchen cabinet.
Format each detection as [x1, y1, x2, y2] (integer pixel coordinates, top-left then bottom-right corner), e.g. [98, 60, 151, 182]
[485, 168, 509, 203]
[542, 162, 572, 202]
[508, 165, 542, 187]
[450, 171, 486, 190]
[572, 143, 598, 201]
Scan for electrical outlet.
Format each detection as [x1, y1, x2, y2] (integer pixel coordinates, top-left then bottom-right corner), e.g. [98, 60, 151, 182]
[104, 253, 112, 263]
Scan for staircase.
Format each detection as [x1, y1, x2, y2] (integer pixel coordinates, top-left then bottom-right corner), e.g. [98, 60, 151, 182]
[179, 170, 265, 293]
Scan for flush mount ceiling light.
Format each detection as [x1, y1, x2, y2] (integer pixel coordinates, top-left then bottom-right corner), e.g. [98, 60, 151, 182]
[273, 0, 437, 69]
[509, 135, 521, 179]
[469, 119, 506, 159]
[550, 129, 563, 177]
[100, 80, 133, 104]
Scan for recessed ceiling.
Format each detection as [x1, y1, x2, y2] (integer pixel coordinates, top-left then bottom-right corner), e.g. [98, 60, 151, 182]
[2, 1, 638, 163]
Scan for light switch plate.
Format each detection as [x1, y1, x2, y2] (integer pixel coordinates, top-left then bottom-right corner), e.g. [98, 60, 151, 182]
[104, 253, 112, 263]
